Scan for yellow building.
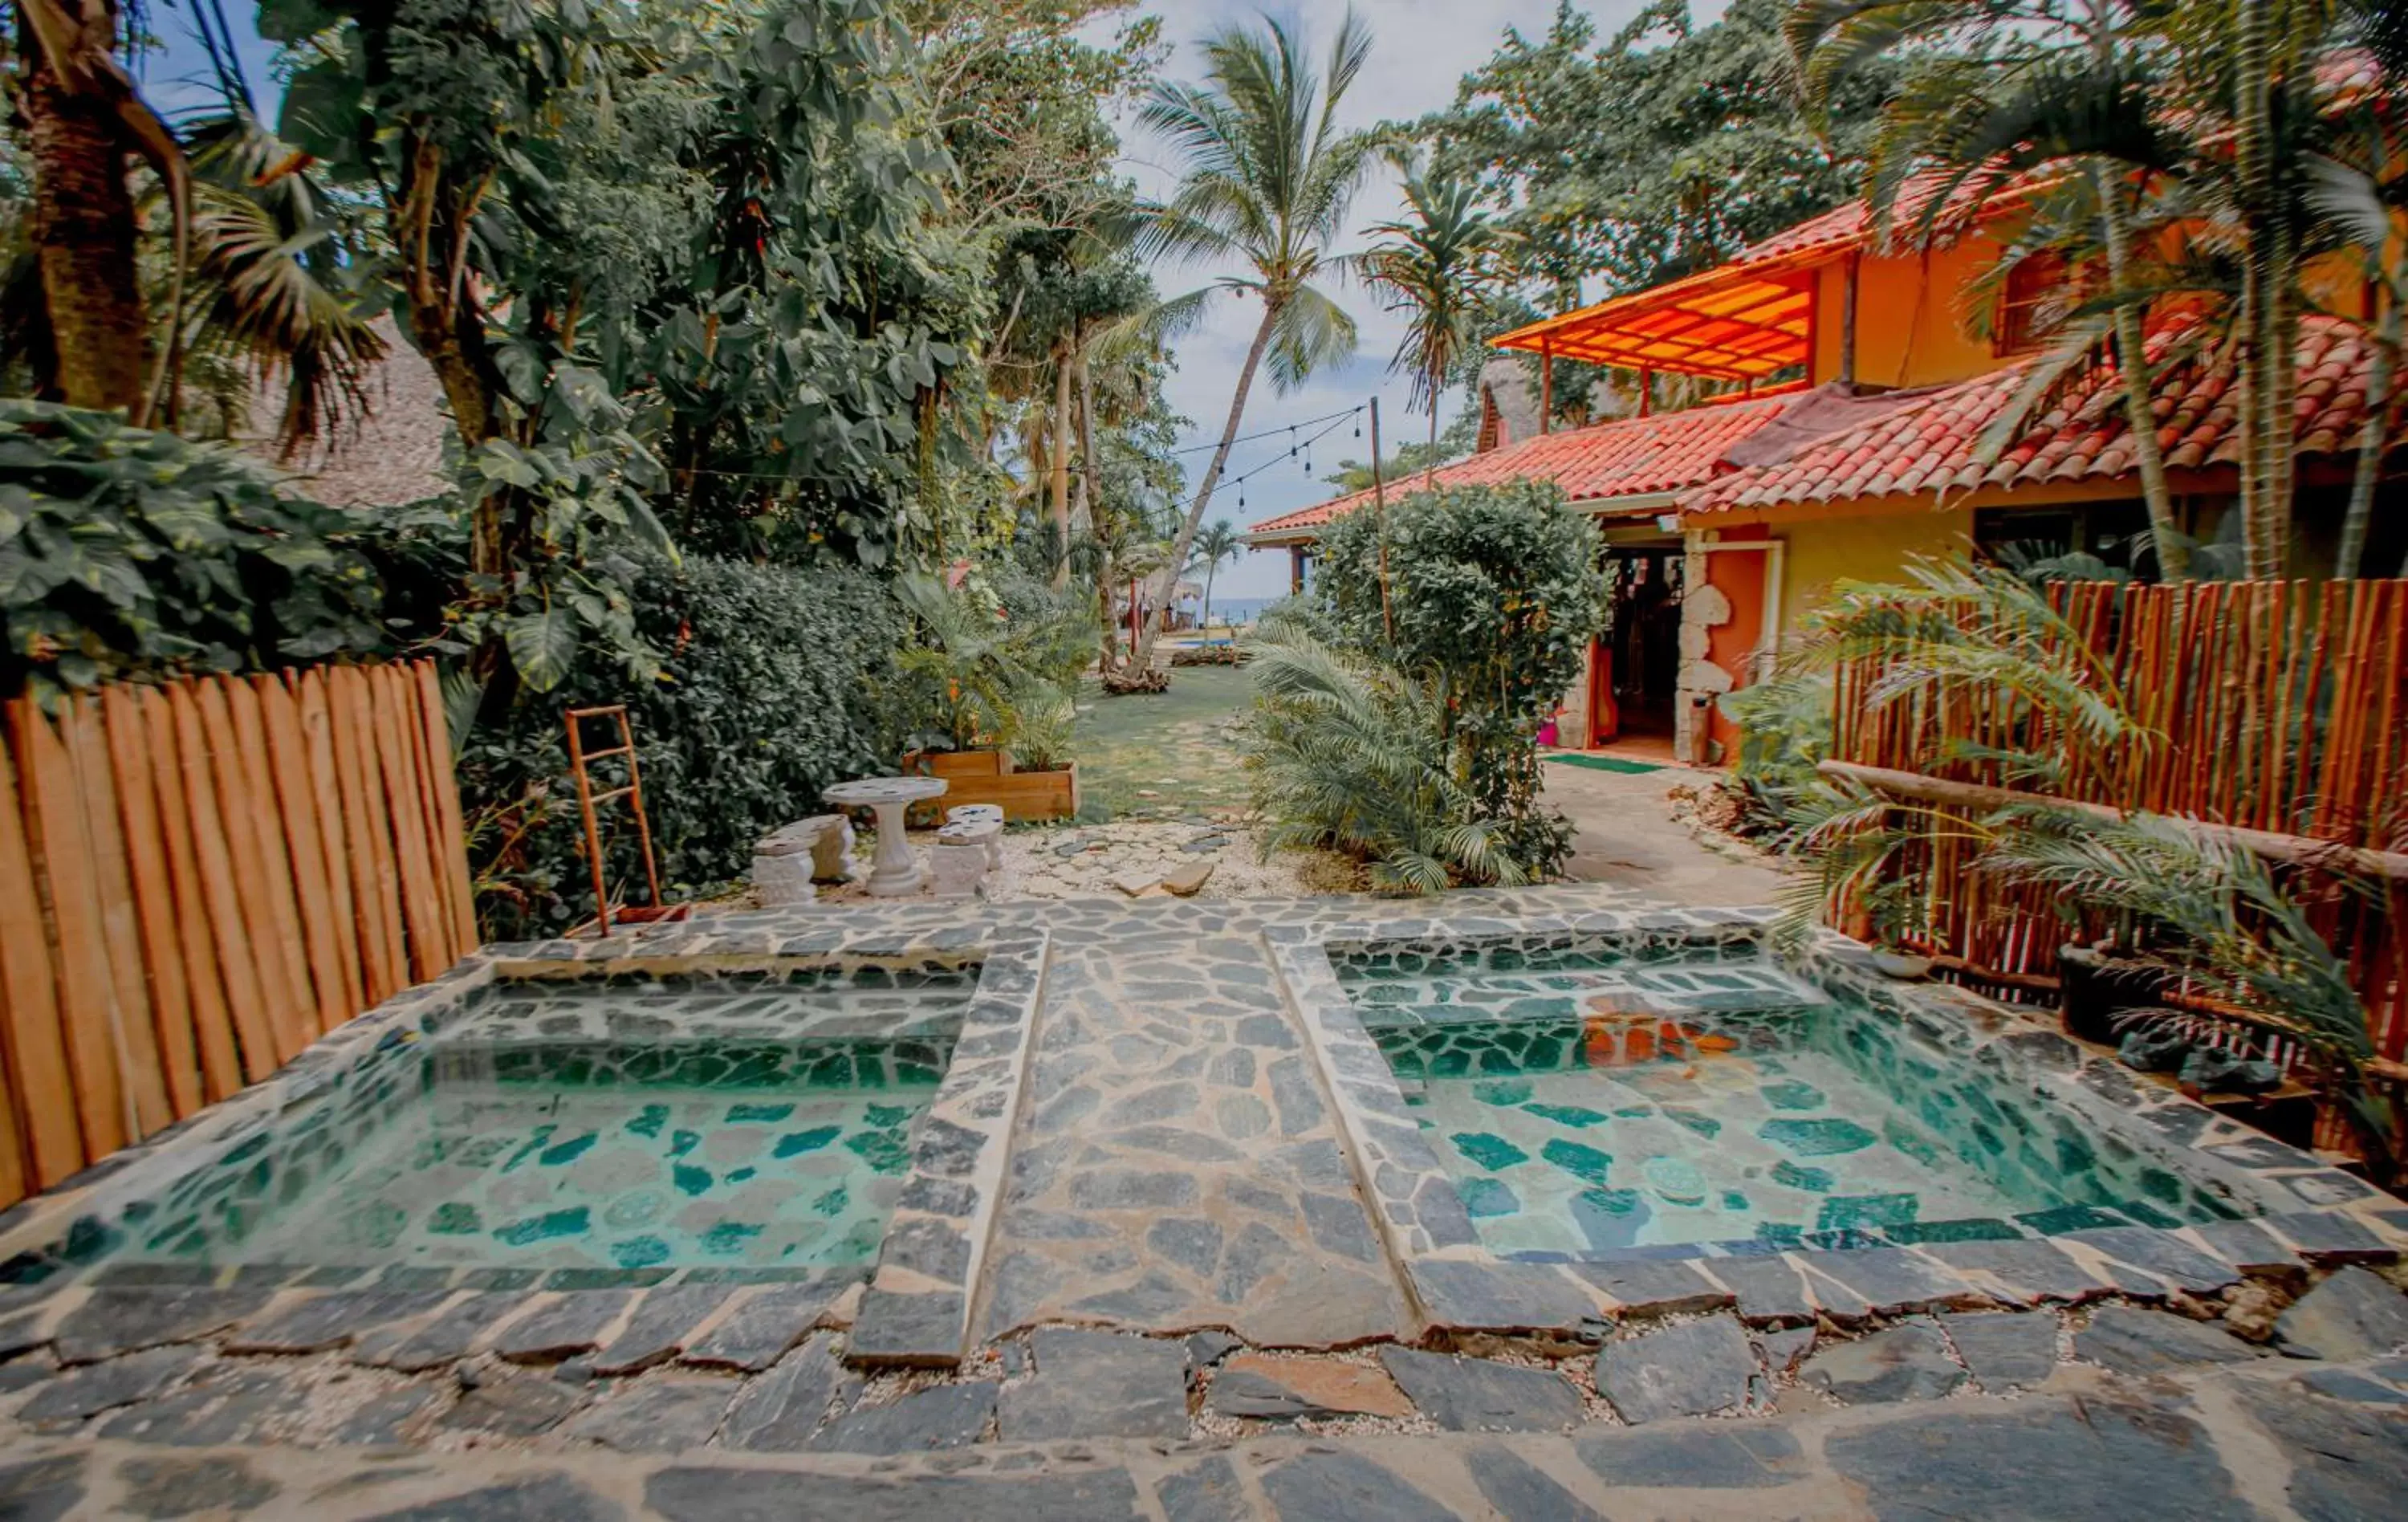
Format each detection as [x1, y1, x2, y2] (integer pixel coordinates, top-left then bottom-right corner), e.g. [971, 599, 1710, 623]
[1247, 186, 2398, 763]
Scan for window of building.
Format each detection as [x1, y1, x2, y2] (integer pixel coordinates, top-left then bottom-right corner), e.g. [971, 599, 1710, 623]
[1994, 252, 2068, 356]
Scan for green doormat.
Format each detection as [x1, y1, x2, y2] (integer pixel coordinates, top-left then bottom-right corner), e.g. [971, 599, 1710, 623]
[1545, 753, 1666, 775]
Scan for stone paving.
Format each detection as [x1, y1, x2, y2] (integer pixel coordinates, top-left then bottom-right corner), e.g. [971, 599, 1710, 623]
[0, 885, 2402, 1515]
[0, 1291, 2403, 1516]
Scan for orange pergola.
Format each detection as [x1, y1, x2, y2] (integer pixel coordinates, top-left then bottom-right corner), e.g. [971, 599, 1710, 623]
[1492, 250, 1830, 385]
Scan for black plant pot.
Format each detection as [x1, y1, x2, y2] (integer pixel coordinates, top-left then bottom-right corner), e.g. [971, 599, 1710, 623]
[2056, 944, 2174, 1047]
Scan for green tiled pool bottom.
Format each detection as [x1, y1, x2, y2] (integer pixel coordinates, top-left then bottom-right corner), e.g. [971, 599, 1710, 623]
[1341, 947, 2247, 1259]
[120, 1043, 944, 1274]
[87, 960, 986, 1277]
[332, 1078, 920, 1271]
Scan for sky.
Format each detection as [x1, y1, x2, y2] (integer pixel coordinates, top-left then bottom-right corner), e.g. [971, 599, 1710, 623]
[1117, 2, 1731, 597]
[136, 2, 1726, 600]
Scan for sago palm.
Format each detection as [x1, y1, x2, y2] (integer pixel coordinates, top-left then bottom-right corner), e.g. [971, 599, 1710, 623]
[1353, 153, 1504, 482]
[1133, 10, 1379, 670]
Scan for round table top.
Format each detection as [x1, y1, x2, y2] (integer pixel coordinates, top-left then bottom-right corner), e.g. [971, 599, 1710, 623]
[824, 775, 950, 808]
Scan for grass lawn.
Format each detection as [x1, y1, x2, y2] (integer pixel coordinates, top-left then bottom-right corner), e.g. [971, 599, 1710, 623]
[1072, 662, 1255, 822]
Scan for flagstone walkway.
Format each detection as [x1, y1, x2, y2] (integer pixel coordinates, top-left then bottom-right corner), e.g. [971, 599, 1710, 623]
[0, 885, 2402, 1516]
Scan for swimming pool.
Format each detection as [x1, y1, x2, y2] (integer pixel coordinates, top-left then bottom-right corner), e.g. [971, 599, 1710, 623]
[81, 962, 976, 1276]
[1341, 942, 2243, 1259]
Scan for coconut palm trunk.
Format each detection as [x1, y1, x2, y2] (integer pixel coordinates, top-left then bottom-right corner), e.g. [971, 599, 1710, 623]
[2095, 173, 2190, 579]
[1049, 336, 1074, 584]
[18, 0, 150, 413]
[1137, 297, 1280, 668]
[2337, 289, 2397, 579]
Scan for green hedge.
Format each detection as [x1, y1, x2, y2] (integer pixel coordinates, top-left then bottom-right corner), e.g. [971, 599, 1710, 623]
[464, 554, 905, 939]
[0, 402, 393, 698]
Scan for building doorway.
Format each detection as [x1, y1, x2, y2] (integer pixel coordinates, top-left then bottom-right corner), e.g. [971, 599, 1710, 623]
[1589, 546, 1684, 747]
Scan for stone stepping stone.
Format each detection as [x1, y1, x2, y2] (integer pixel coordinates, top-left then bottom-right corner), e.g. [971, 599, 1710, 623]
[115, 1456, 279, 1516]
[439, 1374, 586, 1439]
[1943, 1311, 2060, 1391]
[225, 1291, 452, 1356]
[679, 1284, 832, 1372]
[998, 1328, 1189, 1441]
[1755, 1325, 1816, 1376]
[356, 1474, 620, 1522]
[1464, 1447, 1609, 1522]
[51, 1288, 271, 1365]
[721, 1337, 859, 1451]
[357, 1292, 523, 1373]
[1576, 1424, 1811, 1490]
[19, 1348, 205, 1430]
[495, 1292, 636, 1363]
[807, 1382, 999, 1454]
[1801, 1321, 1967, 1404]
[1375, 1346, 1581, 1432]
[2274, 1268, 2408, 1361]
[1592, 1314, 1756, 1424]
[96, 1362, 313, 1446]
[559, 1377, 735, 1453]
[2074, 1306, 2262, 1376]
[1824, 1397, 2243, 1515]
[592, 1286, 730, 1375]
[1259, 1451, 1456, 1522]
[1208, 1353, 1413, 1420]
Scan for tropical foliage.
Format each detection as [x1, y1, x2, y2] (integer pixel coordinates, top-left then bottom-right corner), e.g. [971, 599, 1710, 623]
[1132, 9, 1380, 670]
[889, 568, 1095, 765]
[1246, 480, 1609, 889]
[0, 402, 392, 700]
[1739, 558, 2398, 1170]
[1789, 0, 2408, 579]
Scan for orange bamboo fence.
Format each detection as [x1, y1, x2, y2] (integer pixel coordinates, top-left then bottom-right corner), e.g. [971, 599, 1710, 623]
[0, 659, 477, 1209]
[1831, 580, 2408, 1068]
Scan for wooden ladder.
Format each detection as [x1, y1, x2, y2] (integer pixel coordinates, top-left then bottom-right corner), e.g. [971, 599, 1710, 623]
[565, 705, 687, 936]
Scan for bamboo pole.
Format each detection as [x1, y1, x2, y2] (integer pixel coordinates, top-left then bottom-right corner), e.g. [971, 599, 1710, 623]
[1817, 759, 2408, 882]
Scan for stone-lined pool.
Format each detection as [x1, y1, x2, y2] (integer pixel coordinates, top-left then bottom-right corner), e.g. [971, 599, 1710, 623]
[70, 961, 981, 1277]
[1338, 941, 2247, 1260]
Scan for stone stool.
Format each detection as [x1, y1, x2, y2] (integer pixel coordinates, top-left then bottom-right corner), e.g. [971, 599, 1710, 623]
[944, 804, 1005, 870]
[751, 829, 818, 906]
[795, 813, 858, 883]
[751, 815, 859, 905]
[929, 843, 988, 901]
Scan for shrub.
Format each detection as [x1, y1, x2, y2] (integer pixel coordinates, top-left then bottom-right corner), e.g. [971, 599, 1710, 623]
[1275, 479, 1609, 882]
[463, 554, 904, 938]
[0, 401, 394, 699]
[1243, 628, 1531, 892]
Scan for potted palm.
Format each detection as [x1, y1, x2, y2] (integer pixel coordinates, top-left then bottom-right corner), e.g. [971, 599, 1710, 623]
[893, 571, 1091, 822]
[1862, 878, 1937, 979]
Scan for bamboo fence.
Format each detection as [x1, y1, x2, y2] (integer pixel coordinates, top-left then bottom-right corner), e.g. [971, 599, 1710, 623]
[0, 659, 477, 1209]
[1830, 580, 2408, 1069]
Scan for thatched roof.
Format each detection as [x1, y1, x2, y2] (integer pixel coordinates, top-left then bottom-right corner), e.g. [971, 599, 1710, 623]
[240, 316, 454, 508]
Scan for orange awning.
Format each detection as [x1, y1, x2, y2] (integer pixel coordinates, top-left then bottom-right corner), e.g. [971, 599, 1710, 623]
[1493, 249, 1830, 382]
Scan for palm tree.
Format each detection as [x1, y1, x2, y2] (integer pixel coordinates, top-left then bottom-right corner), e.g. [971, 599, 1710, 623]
[1132, 10, 1379, 672]
[1790, 0, 2194, 577]
[11, 0, 189, 420]
[1190, 518, 1241, 630]
[1354, 152, 1503, 484]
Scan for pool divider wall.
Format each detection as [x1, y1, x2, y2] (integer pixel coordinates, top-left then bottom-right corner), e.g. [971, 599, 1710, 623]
[0, 930, 1055, 1373]
[1268, 905, 2406, 1341]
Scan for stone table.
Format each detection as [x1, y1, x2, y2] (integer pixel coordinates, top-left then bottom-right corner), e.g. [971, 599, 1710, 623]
[824, 776, 949, 896]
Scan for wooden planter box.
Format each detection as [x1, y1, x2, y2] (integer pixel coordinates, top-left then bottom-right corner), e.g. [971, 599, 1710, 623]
[903, 750, 1080, 823]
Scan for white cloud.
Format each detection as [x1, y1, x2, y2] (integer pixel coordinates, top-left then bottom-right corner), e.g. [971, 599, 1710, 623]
[1111, 2, 1719, 596]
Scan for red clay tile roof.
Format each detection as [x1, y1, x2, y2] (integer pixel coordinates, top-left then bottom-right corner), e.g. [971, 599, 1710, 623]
[1245, 394, 1793, 541]
[1682, 315, 2386, 515]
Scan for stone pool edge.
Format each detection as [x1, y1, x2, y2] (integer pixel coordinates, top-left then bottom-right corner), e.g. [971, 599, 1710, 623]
[1267, 904, 2408, 1339]
[0, 926, 1054, 1371]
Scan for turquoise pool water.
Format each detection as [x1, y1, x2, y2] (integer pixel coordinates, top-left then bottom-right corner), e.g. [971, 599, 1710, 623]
[1340, 944, 2243, 1258]
[107, 966, 970, 1274]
